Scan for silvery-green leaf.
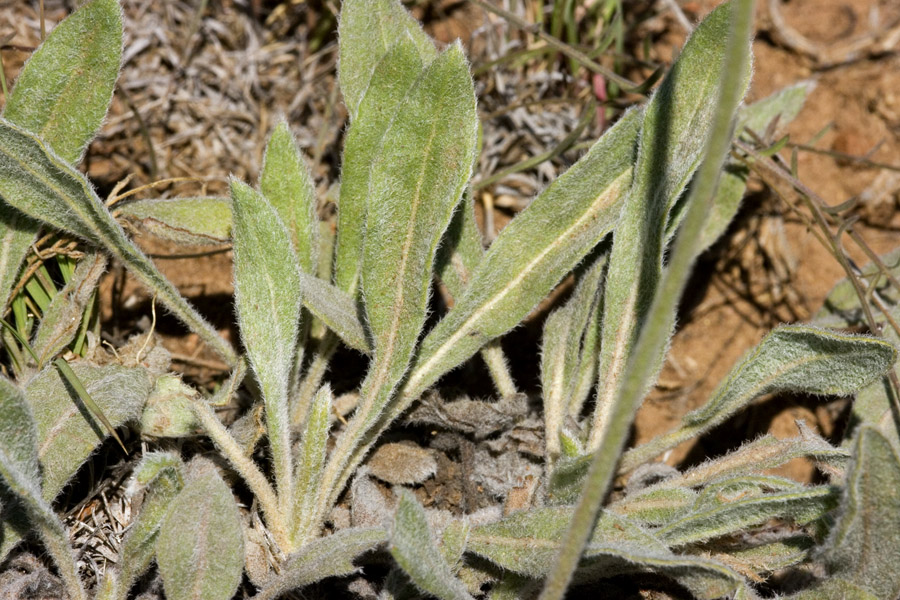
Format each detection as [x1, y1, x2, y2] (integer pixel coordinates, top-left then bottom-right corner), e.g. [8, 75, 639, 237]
[359, 43, 477, 411]
[590, 2, 752, 449]
[663, 423, 849, 489]
[657, 484, 838, 547]
[291, 385, 333, 546]
[260, 122, 318, 273]
[820, 426, 900, 600]
[117, 452, 185, 596]
[467, 507, 743, 599]
[231, 178, 302, 506]
[434, 189, 484, 299]
[0, 119, 237, 365]
[0, 377, 85, 600]
[440, 519, 470, 573]
[721, 535, 813, 575]
[622, 326, 898, 471]
[139, 375, 200, 438]
[338, 0, 435, 120]
[2, 0, 121, 164]
[157, 458, 244, 600]
[610, 486, 696, 526]
[695, 163, 748, 254]
[117, 197, 232, 246]
[25, 361, 153, 500]
[541, 251, 606, 458]
[736, 80, 814, 138]
[335, 36, 426, 294]
[391, 490, 474, 600]
[298, 271, 370, 353]
[31, 251, 106, 366]
[250, 527, 387, 600]
[404, 106, 642, 403]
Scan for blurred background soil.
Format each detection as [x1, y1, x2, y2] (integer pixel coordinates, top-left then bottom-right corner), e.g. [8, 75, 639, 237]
[1, 0, 900, 594]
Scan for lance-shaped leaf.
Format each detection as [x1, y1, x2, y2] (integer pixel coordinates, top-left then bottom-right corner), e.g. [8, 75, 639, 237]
[0, 200, 39, 313]
[231, 179, 303, 506]
[434, 190, 484, 299]
[541, 251, 606, 458]
[335, 36, 426, 293]
[250, 527, 387, 600]
[404, 106, 642, 403]
[2, 0, 121, 164]
[0, 377, 85, 600]
[610, 486, 696, 526]
[0, 119, 237, 365]
[659, 422, 849, 489]
[719, 535, 814, 576]
[590, 2, 752, 449]
[657, 483, 839, 547]
[291, 385, 333, 545]
[338, 0, 436, 120]
[116, 197, 232, 246]
[116, 452, 185, 597]
[359, 43, 477, 409]
[820, 426, 900, 600]
[298, 271, 369, 353]
[467, 507, 743, 599]
[157, 458, 244, 600]
[787, 578, 879, 600]
[260, 122, 318, 273]
[693, 81, 814, 253]
[31, 251, 106, 365]
[391, 490, 474, 600]
[622, 326, 898, 471]
[25, 361, 153, 500]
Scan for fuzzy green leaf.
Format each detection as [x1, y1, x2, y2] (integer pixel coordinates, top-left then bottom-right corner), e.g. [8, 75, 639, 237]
[821, 427, 900, 599]
[335, 36, 426, 293]
[260, 122, 319, 273]
[297, 271, 370, 353]
[117, 197, 232, 246]
[0, 376, 85, 600]
[541, 251, 606, 458]
[31, 251, 106, 365]
[117, 452, 185, 596]
[658, 483, 838, 546]
[157, 458, 244, 600]
[610, 486, 696, 526]
[0, 119, 237, 365]
[250, 527, 388, 600]
[231, 178, 303, 505]
[787, 578, 879, 600]
[0, 198, 39, 313]
[25, 361, 153, 500]
[338, 0, 436, 120]
[737, 80, 814, 139]
[721, 535, 813, 575]
[291, 385, 333, 545]
[434, 189, 484, 300]
[622, 326, 898, 471]
[405, 106, 642, 402]
[590, 2, 752, 449]
[359, 43, 477, 408]
[467, 507, 743, 599]
[2, 0, 121, 164]
[391, 490, 474, 600]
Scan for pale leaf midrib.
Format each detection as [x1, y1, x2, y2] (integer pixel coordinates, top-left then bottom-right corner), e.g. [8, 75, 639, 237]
[405, 169, 631, 395]
[367, 110, 440, 405]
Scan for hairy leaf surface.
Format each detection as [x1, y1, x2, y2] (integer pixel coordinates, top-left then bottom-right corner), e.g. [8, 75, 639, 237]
[117, 197, 232, 246]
